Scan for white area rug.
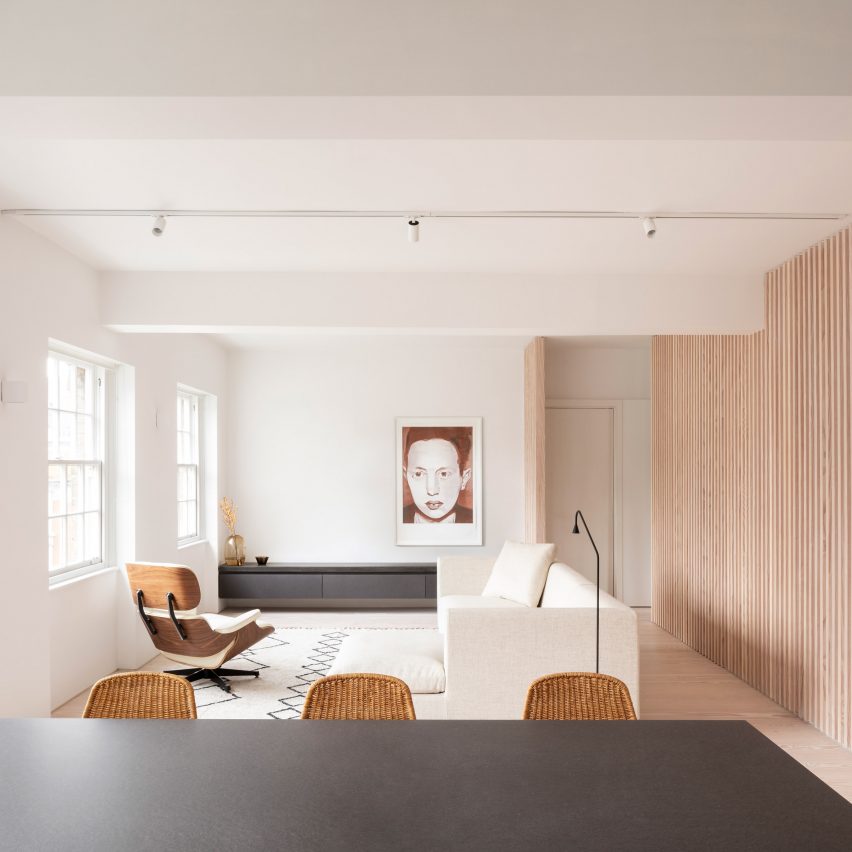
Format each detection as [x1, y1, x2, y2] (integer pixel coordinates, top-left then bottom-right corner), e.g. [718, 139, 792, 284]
[194, 627, 434, 719]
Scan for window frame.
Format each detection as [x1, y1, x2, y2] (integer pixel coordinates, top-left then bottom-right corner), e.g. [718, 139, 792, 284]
[177, 388, 202, 545]
[47, 348, 115, 585]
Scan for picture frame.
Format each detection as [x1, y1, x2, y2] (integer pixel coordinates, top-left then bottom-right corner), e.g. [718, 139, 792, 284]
[395, 416, 483, 546]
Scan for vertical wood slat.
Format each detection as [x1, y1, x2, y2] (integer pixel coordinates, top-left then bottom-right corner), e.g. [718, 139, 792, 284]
[524, 337, 546, 543]
[652, 226, 852, 749]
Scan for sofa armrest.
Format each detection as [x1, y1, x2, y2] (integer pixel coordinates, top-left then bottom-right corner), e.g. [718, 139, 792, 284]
[436, 556, 496, 598]
[444, 606, 639, 719]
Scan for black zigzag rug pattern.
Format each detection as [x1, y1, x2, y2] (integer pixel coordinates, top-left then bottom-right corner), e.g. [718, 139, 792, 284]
[268, 630, 348, 719]
[191, 627, 433, 720]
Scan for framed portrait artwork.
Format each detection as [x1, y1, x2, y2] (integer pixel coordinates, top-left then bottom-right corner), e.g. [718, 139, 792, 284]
[396, 417, 483, 546]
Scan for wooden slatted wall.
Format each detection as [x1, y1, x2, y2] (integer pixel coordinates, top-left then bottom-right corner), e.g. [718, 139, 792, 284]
[652, 227, 852, 747]
[524, 337, 547, 543]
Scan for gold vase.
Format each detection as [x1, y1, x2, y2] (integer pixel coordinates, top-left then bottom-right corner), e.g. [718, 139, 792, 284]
[224, 533, 246, 566]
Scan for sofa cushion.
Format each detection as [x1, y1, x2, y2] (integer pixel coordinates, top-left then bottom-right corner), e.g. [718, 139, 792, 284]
[541, 562, 634, 612]
[540, 562, 596, 607]
[438, 594, 526, 633]
[481, 540, 556, 607]
[328, 631, 446, 694]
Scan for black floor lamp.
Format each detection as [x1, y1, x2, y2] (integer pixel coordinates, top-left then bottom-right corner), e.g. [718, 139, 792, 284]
[571, 509, 600, 674]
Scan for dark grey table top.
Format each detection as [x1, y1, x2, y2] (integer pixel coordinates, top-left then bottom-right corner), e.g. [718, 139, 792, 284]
[1, 720, 850, 851]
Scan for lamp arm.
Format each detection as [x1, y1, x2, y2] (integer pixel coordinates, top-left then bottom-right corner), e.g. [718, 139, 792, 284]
[573, 509, 601, 675]
[574, 510, 600, 562]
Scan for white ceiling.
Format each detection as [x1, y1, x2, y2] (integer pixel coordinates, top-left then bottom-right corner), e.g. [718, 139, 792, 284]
[3, 1, 852, 95]
[1, 5, 852, 280]
[1, 136, 850, 273]
[214, 333, 534, 351]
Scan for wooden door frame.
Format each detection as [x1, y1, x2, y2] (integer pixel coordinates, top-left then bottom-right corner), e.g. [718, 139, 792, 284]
[545, 399, 623, 601]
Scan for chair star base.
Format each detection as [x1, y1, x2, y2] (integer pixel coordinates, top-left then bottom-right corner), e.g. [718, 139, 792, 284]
[166, 666, 260, 693]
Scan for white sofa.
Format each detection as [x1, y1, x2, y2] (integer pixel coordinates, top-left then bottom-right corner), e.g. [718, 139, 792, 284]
[330, 554, 639, 720]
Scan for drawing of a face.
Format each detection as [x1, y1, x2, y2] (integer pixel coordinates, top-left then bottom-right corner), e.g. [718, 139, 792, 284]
[404, 438, 472, 521]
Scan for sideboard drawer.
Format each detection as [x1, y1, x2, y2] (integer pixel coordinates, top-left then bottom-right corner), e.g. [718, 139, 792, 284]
[322, 573, 426, 599]
[425, 574, 437, 598]
[219, 572, 322, 599]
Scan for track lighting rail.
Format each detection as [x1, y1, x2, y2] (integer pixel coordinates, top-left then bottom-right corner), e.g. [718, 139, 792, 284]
[0, 208, 846, 221]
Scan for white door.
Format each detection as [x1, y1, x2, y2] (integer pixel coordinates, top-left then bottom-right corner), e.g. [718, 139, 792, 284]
[545, 407, 614, 594]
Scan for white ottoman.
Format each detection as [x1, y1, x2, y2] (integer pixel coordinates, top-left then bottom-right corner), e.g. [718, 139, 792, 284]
[329, 630, 446, 694]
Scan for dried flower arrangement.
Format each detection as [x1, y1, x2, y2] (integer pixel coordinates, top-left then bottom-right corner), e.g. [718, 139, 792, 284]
[219, 497, 238, 535]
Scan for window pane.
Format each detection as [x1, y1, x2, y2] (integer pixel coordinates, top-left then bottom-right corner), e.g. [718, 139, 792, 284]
[48, 410, 59, 459]
[47, 357, 58, 409]
[76, 414, 94, 458]
[66, 464, 83, 513]
[48, 464, 66, 517]
[58, 359, 76, 410]
[178, 431, 191, 464]
[177, 395, 188, 430]
[66, 513, 84, 566]
[183, 500, 198, 536]
[58, 412, 77, 458]
[84, 512, 101, 562]
[48, 353, 108, 575]
[84, 464, 100, 511]
[178, 501, 188, 539]
[78, 365, 94, 414]
[177, 392, 200, 543]
[49, 516, 65, 571]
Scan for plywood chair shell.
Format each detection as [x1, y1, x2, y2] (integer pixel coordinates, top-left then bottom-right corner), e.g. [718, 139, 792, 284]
[126, 562, 201, 611]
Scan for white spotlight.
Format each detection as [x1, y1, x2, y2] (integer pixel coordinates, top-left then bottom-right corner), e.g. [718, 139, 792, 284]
[152, 215, 166, 237]
[408, 218, 420, 243]
[642, 216, 656, 239]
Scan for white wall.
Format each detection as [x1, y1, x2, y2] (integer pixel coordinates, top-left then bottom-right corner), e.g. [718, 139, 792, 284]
[546, 339, 652, 606]
[101, 270, 765, 335]
[227, 338, 525, 563]
[0, 217, 229, 714]
[546, 341, 651, 399]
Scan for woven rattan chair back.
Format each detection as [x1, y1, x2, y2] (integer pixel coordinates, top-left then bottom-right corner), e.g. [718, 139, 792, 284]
[301, 673, 417, 720]
[523, 672, 637, 720]
[83, 671, 198, 719]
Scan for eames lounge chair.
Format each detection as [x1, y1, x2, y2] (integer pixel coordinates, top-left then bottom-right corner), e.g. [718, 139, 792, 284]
[126, 562, 274, 693]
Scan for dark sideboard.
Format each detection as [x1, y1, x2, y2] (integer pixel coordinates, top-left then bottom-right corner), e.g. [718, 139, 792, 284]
[218, 562, 437, 603]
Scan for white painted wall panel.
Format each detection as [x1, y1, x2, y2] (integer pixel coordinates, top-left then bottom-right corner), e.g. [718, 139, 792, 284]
[227, 339, 525, 563]
[0, 217, 229, 713]
[546, 343, 652, 606]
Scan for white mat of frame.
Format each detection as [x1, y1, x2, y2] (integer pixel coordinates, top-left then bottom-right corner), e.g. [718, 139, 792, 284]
[191, 627, 435, 719]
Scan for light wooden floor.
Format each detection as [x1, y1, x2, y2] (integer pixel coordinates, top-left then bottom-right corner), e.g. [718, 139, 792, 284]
[634, 609, 852, 803]
[54, 606, 852, 803]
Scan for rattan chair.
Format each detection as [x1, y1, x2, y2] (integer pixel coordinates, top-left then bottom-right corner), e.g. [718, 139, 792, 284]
[83, 671, 198, 719]
[523, 672, 637, 720]
[300, 673, 417, 720]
